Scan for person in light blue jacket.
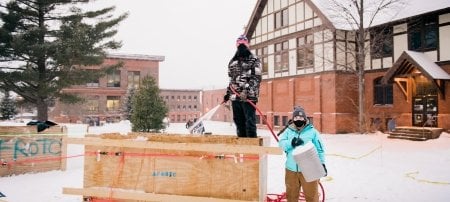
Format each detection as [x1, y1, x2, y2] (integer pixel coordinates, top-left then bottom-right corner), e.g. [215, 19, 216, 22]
[279, 106, 326, 202]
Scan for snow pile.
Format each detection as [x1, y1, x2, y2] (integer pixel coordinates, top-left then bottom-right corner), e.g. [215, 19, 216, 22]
[0, 121, 449, 201]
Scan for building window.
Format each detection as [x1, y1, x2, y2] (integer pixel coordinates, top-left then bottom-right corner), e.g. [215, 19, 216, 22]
[282, 116, 289, 126]
[374, 77, 393, 105]
[275, 41, 289, 72]
[273, 115, 280, 126]
[274, 8, 288, 29]
[408, 16, 438, 51]
[127, 71, 140, 89]
[86, 99, 99, 113]
[257, 47, 269, 74]
[106, 96, 121, 111]
[371, 27, 393, 58]
[107, 70, 121, 87]
[297, 35, 314, 69]
[256, 115, 261, 124]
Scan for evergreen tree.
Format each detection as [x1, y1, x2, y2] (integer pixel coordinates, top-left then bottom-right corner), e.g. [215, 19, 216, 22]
[131, 76, 168, 132]
[0, 0, 127, 121]
[122, 87, 135, 120]
[0, 91, 17, 120]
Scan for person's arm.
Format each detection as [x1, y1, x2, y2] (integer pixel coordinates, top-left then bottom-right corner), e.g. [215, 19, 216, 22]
[278, 129, 294, 152]
[312, 129, 327, 176]
[248, 57, 262, 91]
[312, 130, 325, 164]
[225, 60, 235, 98]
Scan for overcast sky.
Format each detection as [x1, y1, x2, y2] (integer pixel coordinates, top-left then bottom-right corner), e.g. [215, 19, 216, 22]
[93, 0, 257, 90]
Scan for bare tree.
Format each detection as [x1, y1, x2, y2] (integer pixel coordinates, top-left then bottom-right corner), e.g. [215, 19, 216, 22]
[320, 0, 405, 133]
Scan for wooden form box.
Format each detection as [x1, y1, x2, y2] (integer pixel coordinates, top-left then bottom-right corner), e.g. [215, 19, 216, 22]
[0, 126, 67, 177]
[64, 133, 282, 202]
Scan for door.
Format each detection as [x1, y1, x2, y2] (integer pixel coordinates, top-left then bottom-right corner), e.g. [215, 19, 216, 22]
[412, 95, 438, 127]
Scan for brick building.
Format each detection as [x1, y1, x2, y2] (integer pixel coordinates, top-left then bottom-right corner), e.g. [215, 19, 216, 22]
[50, 53, 164, 125]
[202, 89, 233, 123]
[207, 0, 450, 133]
[160, 89, 202, 123]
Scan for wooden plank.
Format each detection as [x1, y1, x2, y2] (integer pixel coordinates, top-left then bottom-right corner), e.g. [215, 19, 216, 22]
[83, 146, 154, 191]
[0, 134, 66, 177]
[62, 187, 258, 202]
[127, 133, 263, 145]
[76, 134, 274, 201]
[67, 137, 282, 155]
[60, 135, 67, 171]
[82, 146, 262, 200]
[0, 126, 66, 134]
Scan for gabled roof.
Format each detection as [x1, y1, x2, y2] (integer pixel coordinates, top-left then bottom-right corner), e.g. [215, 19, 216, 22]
[244, 0, 334, 37]
[245, 0, 450, 36]
[311, 0, 450, 30]
[382, 51, 450, 83]
[244, 0, 267, 39]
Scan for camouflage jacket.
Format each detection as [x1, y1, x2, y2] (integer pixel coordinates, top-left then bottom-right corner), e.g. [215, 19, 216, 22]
[227, 54, 262, 102]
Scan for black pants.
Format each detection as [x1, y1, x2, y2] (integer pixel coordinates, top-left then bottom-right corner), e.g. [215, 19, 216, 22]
[232, 101, 257, 138]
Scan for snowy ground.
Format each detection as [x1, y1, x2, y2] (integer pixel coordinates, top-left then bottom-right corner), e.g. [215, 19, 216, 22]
[1, 120, 450, 202]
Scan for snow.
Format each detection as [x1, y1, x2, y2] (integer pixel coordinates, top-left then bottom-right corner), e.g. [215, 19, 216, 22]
[1, 121, 450, 201]
[311, 0, 450, 30]
[403, 51, 450, 80]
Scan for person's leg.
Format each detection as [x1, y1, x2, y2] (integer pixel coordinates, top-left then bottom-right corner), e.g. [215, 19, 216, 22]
[299, 173, 319, 202]
[285, 169, 301, 202]
[232, 101, 247, 137]
[242, 102, 257, 137]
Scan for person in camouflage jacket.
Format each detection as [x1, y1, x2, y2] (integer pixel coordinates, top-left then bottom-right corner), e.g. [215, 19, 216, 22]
[223, 35, 262, 138]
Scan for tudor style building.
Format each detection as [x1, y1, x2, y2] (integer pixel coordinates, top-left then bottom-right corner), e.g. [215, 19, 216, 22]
[50, 53, 164, 125]
[234, 0, 450, 133]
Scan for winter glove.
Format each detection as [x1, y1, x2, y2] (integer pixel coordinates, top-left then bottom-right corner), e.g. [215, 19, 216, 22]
[223, 94, 230, 102]
[322, 164, 328, 177]
[291, 137, 304, 148]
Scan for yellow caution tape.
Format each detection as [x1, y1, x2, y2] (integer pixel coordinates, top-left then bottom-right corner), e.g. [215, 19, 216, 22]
[405, 171, 450, 185]
[321, 176, 333, 182]
[326, 146, 382, 160]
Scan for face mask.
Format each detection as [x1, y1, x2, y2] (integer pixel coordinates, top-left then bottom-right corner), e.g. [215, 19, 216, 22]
[237, 44, 250, 58]
[294, 120, 306, 128]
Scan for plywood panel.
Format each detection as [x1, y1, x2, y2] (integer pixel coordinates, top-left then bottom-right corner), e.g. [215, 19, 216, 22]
[0, 130, 66, 177]
[76, 134, 273, 201]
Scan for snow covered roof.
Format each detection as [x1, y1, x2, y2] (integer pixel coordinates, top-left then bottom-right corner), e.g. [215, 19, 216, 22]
[310, 0, 450, 30]
[107, 53, 165, 61]
[245, 0, 450, 37]
[382, 51, 450, 84]
[404, 51, 450, 80]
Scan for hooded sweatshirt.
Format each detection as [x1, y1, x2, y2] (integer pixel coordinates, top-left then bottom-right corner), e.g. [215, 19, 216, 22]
[226, 44, 262, 102]
[278, 123, 325, 172]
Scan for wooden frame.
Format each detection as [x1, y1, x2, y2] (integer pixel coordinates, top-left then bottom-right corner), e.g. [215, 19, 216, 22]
[64, 134, 282, 202]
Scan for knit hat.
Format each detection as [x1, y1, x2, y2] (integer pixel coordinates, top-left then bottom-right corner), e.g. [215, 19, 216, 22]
[236, 35, 249, 47]
[292, 106, 307, 120]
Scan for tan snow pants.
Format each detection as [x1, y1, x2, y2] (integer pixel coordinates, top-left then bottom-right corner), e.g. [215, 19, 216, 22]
[285, 169, 319, 202]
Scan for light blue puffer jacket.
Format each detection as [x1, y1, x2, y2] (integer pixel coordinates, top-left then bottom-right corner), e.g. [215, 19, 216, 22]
[278, 123, 325, 172]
